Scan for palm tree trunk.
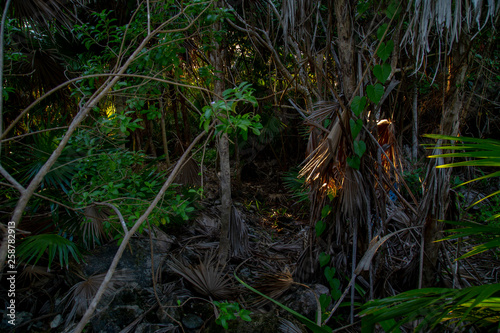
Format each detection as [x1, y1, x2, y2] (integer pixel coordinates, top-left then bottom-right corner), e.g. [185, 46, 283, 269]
[420, 38, 469, 287]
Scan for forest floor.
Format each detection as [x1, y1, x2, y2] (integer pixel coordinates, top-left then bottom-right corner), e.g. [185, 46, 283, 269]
[2, 156, 500, 333]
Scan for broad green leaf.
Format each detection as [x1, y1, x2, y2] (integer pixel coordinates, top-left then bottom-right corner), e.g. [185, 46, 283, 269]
[350, 119, 363, 138]
[373, 63, 392, 83]
[377, 23, 389, 41]
[316, 220, 326, 237]
[324, 267, 336, 282]
[319, 294, 332, 311]
[353, 140, 367, 157]
[366, 83, 384, 104]
[347, 155, 361, 170]
[321, 205, 331, 218]
[319, 252, 331, 267]
[377, 40, 394, 61]
[351, 96, 367, 116]
[385, 1, 401, 19]
[357, 2, 370, 16]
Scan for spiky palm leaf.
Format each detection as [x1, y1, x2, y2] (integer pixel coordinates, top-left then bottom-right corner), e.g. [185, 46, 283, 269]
[424, 134, 500, 210]
[360, 284, 500, 332]
[361, 134, 500, 332]
[438, 220, 500, 259]
[282, 168, 309, 205]
[17, 233, 82, 271]
[16, 132, 79, 193]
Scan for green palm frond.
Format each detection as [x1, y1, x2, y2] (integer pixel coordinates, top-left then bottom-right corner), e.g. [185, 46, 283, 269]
[282, 168, 309, 204]
[360, 284, 500, 332]
[19, 132, 79, 193]
[17, 233, 82, 271]
[424, 134, 500, 206]
[438, 220, 500, 259]
[258, 114, 284, 145]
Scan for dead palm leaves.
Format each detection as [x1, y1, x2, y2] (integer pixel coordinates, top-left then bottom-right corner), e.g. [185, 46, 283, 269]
[62, 270, 132, 326]
[169, 252, 233, 300]
[229, 205, 250, 257]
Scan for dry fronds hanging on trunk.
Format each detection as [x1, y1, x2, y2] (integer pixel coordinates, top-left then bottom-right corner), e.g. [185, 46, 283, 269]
[402, 0, 499, 69]
[281, 0, 315, 50]
[299, 101, 348, 205]
[174, 157, 201, 187]
[229, 205, 250, 257]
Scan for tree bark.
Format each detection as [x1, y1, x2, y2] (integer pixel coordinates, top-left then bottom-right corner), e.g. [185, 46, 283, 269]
[213, 1, 231, 264]
[334, 0, 356, 100]
[420, 39, 469, 287]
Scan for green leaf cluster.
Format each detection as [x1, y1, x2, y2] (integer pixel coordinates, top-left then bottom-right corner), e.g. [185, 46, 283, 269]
[200, 82, 262, 139]
[213, 301, 252, 329]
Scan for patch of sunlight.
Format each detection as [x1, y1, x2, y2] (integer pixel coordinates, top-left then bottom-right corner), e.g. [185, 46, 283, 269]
[105, 104, 117, 118]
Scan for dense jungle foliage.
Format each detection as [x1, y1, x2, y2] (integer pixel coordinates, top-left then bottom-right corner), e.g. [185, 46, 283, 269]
[0, 0, 499, 332]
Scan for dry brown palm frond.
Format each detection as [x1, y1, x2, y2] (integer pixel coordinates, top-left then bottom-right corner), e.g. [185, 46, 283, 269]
[62, 269, 132, 326]
[279, 318, 305, 333]
[11, 0, 77, 33]
[300, 101, 348, 188]
[18, 265, 54, 284]
[80, 206, 112, 249]
[229, 206, 249, 257]
[174, 157, 201, 187]
[385, 202, 412, 227]
[305, 101, 339, 126]
[376, 119, 398, 174]
[402, 0, 499, 70]
[252, 269, 294, 306]
[169, 252, 233, 299]
[195, 213, 220, 237]
[270, 242, 303, 253]
[340, 167, 368, 227]
[281, 0, 315, 49]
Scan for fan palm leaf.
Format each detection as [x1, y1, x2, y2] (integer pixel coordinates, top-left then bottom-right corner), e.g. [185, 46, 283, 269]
[17, 233, 82, 271]
[169, 252, 233, 299]
[360, 284, 500, 332]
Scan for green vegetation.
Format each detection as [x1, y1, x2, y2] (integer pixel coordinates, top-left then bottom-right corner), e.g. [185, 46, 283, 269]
[1, 0, 499, 332]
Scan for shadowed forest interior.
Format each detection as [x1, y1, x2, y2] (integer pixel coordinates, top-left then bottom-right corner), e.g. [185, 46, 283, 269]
[0, 0, 499, 332]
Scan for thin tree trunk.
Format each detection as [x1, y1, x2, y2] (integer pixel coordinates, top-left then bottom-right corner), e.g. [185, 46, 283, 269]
[214, 1, 231, 264]
[148, 119, 157, 157]
[412, 86, 418, 160]
[159, 97, 170, 166]
[180, 91, 191, 144]
[170, 84, 181, 151]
